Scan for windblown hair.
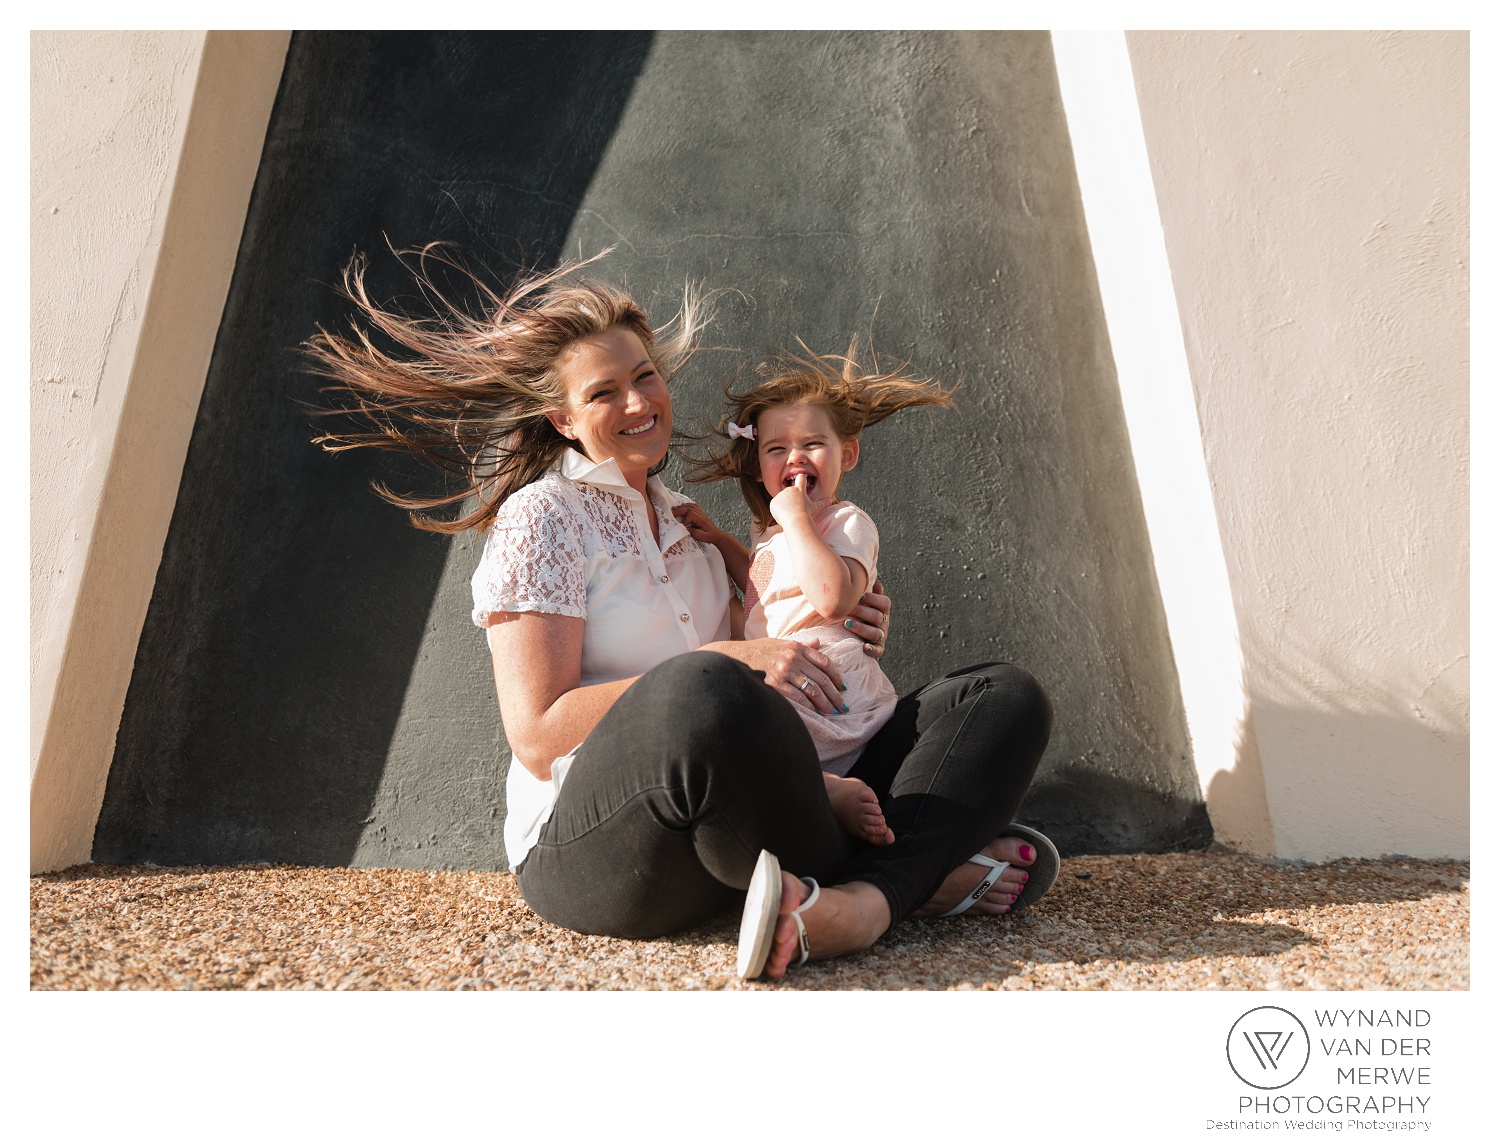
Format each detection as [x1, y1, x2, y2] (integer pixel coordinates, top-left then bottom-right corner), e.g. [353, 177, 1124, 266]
[685, 339, 958, 531]
[306, 245, 705, 533]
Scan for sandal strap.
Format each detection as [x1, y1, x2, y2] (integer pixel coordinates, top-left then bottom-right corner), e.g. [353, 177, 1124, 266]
[939, 854, 1010, 917]
[791, 877, 820, 966]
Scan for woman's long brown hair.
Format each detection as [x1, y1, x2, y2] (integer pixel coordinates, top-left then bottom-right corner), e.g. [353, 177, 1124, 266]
[306, 245, 705, 533]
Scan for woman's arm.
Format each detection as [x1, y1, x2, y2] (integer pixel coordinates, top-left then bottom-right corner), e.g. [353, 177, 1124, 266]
[489, 608, 850, 778]
[486, 611, 636, 779]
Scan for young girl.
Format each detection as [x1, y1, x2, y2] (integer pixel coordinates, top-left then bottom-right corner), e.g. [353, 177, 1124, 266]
[677, 344, 956, 848]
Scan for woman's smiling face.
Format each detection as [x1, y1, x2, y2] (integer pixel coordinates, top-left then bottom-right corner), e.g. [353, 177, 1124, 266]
[756, 402, 859, 506]
[546, 328, 671, 487]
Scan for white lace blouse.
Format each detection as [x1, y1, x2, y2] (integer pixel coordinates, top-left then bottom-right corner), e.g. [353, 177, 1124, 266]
[470, 448, 734, 868]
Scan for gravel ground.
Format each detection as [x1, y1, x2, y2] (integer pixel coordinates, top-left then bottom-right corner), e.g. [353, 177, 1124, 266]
[31, 852, 1468, 990]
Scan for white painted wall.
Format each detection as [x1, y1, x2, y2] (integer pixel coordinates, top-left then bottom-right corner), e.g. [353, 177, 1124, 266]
[32, 30, 203, 779]
[1123, 31, 1469, 860]
[30, 31, 289, 872]
[1051, 32, 1266, 852]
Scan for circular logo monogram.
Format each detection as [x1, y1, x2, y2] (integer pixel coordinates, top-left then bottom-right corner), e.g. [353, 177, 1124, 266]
[1226, 1006, 1311, 1089]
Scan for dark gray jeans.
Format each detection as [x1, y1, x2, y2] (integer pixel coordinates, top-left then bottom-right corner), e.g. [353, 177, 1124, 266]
[515, 651, 1052, 939]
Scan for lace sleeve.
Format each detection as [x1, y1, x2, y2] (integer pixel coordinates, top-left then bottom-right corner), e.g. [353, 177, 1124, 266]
[470, 482, 588, 626]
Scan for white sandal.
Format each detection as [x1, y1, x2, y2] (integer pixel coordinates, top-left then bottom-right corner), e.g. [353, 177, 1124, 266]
[940, 824, 1060, 917]
[737, 849, 821, 979]
[939, 853, 1012, 917]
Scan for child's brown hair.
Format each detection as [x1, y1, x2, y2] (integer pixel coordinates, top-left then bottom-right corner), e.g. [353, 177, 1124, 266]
[686, 339, 957, 530]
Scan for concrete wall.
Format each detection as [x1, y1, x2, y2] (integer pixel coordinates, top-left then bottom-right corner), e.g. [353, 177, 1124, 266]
[551, 31, 1209, 858]
[91, 31, 1207, 870]
[30, 31, 289, 872]
[1126, 31, 1469, 860]
[37, 30, 1467, 872]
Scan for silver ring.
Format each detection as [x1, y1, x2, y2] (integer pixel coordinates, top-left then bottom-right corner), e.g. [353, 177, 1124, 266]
[798, 675, 815, 695]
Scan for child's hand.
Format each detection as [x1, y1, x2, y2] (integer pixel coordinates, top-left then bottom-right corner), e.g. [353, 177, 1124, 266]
[675, 502, 751, 592]
[769, 473, 817, 530]
[673, 502, 727, 547]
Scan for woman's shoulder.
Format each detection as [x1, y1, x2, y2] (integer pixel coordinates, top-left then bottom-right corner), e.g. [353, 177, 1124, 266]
[471, 471, 590, 623]
[650, 479, 699, 509]
[474, 471, 590, 580]
[492, 470, 582, 527]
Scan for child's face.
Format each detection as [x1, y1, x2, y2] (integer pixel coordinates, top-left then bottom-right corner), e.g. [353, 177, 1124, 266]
[756, 402, 859, 505]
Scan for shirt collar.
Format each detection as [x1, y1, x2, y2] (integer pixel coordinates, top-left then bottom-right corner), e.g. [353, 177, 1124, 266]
[556, 449, 673, 509]
[557, 447, 633, 491]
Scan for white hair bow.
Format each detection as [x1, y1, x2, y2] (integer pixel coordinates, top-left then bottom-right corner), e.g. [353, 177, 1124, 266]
[727, 421, 756, 441]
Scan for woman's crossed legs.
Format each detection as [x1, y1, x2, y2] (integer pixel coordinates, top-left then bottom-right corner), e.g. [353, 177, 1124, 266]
[515, 652, 1052, 965]
[515, 652, 849, 939]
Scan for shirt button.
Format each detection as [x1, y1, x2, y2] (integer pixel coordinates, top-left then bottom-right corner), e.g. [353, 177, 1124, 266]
[660, 575, 669, 583]
[679, 613, 689, 622]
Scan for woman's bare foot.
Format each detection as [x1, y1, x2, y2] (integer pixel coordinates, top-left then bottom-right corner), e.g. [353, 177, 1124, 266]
[763, 873, 891, 980]
[912, 834, 1037, 918]
[824, 774, 895, 844]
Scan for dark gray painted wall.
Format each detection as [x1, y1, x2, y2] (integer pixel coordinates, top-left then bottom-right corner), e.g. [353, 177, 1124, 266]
[95, 30, 1210, 869]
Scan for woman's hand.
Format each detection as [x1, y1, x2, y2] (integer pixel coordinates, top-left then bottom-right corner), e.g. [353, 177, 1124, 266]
[701, 637, 847, 716]
[843, 581, 892, 660]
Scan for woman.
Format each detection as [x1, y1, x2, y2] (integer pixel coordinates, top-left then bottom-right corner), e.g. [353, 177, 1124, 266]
[310, 250, 1056, 980]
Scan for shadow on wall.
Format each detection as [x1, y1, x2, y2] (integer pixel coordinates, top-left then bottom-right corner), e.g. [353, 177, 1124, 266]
[1020, 765, 1212, 857]
[1203, 687, 1277, 856]
[1203, 626, 1468, 861]
[92, 32, 657, 868]
[1226, 701, 1469, 862]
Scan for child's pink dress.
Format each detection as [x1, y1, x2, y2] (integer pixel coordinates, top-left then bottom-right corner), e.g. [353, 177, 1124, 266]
[743, 501, 898, 776]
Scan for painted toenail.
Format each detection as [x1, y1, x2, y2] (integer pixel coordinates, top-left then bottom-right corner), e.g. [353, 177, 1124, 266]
[1020, 845, 1034, 861]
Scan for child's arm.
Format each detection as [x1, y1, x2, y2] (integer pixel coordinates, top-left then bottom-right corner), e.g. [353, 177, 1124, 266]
[769, 477, 870, 620]
[672, 502, 750, 592]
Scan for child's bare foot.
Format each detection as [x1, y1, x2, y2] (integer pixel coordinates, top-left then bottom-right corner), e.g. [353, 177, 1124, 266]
[824, 774, 895, 845]
[763, 873, 891, 980]
[912, 834, 1037, 918]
